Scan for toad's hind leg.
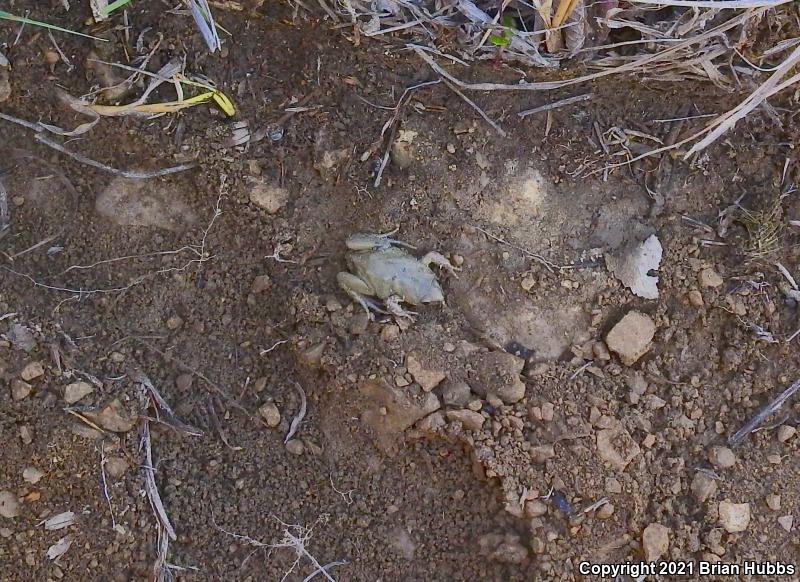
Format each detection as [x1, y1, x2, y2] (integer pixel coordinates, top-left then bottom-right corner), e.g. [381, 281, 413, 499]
[420, 251, 460, 278]
[337, 272, 387, 319]
[385, 295, 417, 321]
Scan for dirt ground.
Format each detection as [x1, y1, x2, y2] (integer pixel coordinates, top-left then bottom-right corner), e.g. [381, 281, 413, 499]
[1, 1, 799, 580]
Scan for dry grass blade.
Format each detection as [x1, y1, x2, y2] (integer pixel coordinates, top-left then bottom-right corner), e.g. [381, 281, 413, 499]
[140, 420, 177, 541]
[412, 9, 765, 91]
[285, 383, 308, 443]
[729, 378, 800, 445]
[685, 46, 800, 156]
[627, 0, 791, 6]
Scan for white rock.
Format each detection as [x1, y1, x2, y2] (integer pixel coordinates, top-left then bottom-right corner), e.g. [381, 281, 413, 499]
[22, 467, 44, 484]
[605, 311, 656, 366]
[718, 501, 750, 533]
[642, 523, 670, 561]
[0, 491, 21, 519]
[605, 234, 662, 299]
[777, 515, 793, 532]
[63, 381, 94, 404]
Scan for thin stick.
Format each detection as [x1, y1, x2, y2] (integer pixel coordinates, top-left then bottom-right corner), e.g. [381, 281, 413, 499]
[34, 133, 196, 179]
[471, 224, 561, 272]
[100, 444, 117, 529]
[444, 81, 507, 137]
[518, 93, 592, 118]
[728, 379, 800, 446]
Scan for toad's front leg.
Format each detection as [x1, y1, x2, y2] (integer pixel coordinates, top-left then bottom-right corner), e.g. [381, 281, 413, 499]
[385, 295, 417, 321]
[420, 251, 460, 278]
[337, 272, 387, 320]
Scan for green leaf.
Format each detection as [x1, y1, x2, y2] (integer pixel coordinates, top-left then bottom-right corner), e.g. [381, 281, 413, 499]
[0, 10, 107, 41]
[101, 0, 134, 16]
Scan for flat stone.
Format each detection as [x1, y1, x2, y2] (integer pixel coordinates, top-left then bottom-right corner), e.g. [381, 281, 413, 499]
[596, 427, 641, 471]
[96, 177, 198, 231]
[642, 523, 670, 562]
[690, 472, 718, 502]
[718, 501, 750, 533]
[90, 399, 135, 433]
[699, 268, 723, 288]
[777, 515, 793, 532]
[605, 311, 655, 366]
[11, 379, 32, 401]
[20, 361, 44, 381]
[63, 381, 94, 404]
[22, 467, 44, 484]
[406, 353, 446, 392]
[708, 446, 736, 469]
[250, 274, 271, 293]
[0, 492, 20, 519]
[285, 439, 304, 455]
[445, 409, 485, 431]
[104, 457, 129, 479]
[248, 180, 289, 214]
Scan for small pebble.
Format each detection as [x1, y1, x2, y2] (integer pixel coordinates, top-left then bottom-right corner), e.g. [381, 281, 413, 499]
[446, 143, 456, 154]
[698, 268, 723, 288]
[765, 493, 781, 511]
[541, 402, 555, 422]
[63, 381, 94, 404]
[525, 500, 548, 518]
[687, 289, 705, 307]
[19, 361, 44, 381]
[109, 351, 125, 363]
[596, 503, 614, 519]
[718, 501, 750, 533]
[777, 515, 793, 532]
[175, 374, 194, 391]
[258, 402, 281, 427]
[777, 425, 796, 443]
[285, 439, 304, 455]
[641, 523, 670, 561]
[105, 457, 129, 479]
[690, 472, 717, 502]
[11, 379, 32, 401]
[380, 324, 400, 341]
[166, 315, 184, 330]
[708, 446, 736, 469]
[22, 467, 44, 484]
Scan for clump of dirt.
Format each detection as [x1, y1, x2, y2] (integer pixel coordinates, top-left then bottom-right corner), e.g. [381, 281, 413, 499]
[1, 1, 799, 580]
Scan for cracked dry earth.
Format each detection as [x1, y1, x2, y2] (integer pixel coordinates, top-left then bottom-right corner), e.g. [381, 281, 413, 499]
[1, 1, 800, 581]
